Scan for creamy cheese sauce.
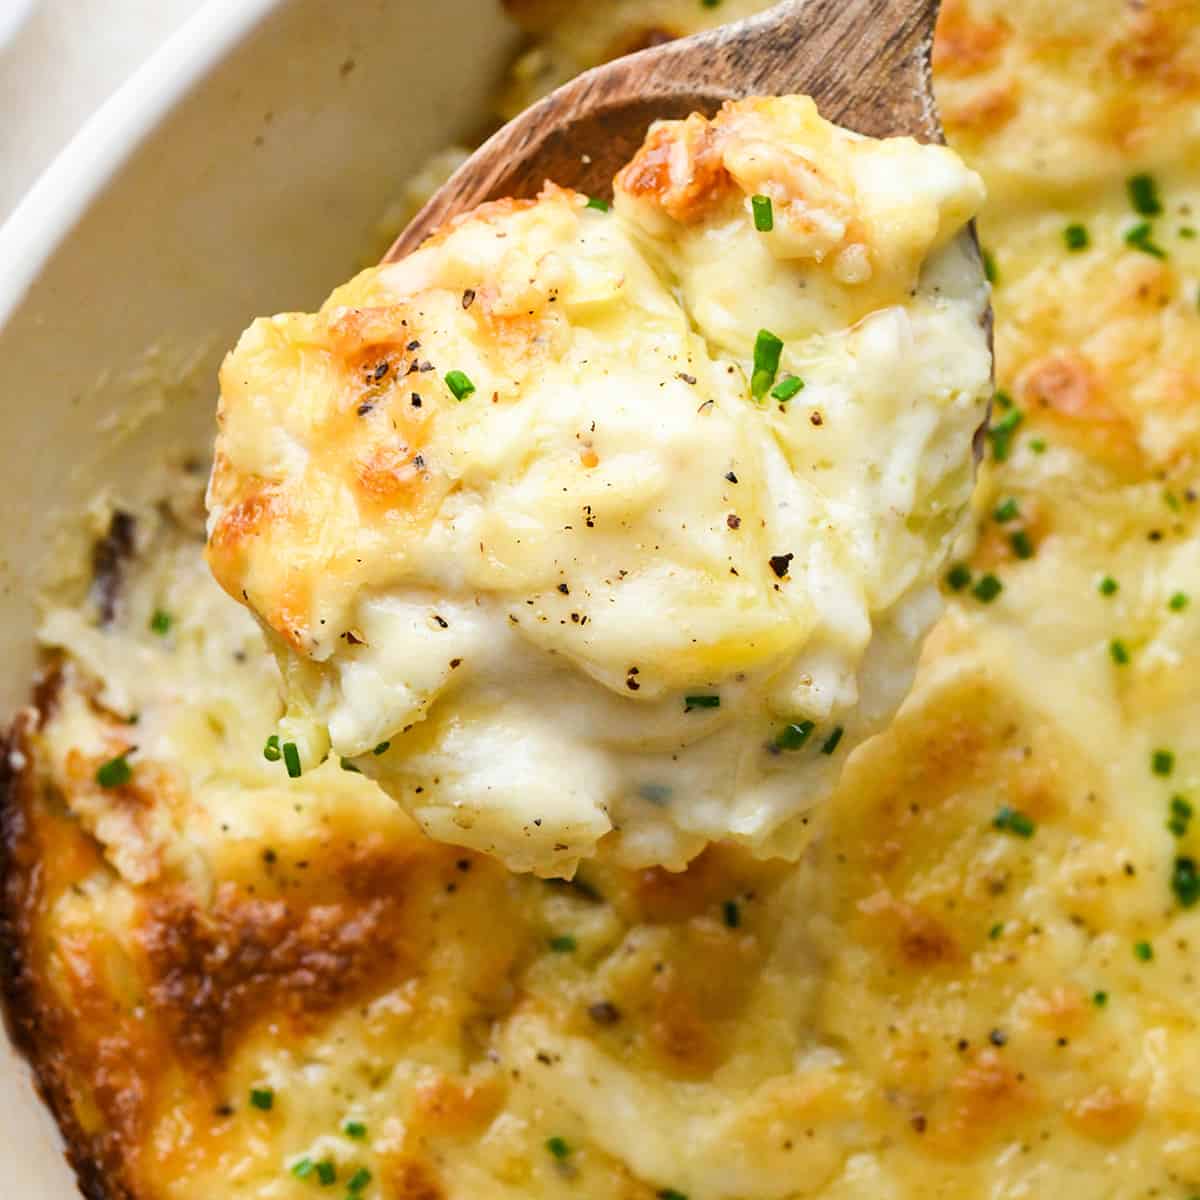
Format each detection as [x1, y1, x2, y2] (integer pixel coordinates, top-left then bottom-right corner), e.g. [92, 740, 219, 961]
[206, 97, 990, 875]
[7, 2, 1200, 1198]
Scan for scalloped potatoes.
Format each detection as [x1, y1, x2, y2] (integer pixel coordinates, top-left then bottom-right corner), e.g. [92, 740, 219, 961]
[206, 97, 990, 875]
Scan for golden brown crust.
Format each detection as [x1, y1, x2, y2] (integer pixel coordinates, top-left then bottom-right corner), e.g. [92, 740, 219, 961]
[0, 700, 135, 1200]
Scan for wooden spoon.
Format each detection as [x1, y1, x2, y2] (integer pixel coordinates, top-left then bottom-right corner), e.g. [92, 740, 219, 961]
[386, 0, 945, 260]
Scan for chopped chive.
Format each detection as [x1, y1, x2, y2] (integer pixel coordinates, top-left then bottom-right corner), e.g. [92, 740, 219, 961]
[1172, 857, 1200, 908]
[292, 1158, 315, 1179]
[1124, 222, 1167, 258]
[1152, 749, 1175, 777]
[282, 741, 302, 779]
[1181, 226, 1197, 239]
[751, 194, 774, 232]
[373, 741, 390, 755]
[770, 374, 804, 402]
[945, 562, 972, 592]
[1169, 592, 1190, 611]
[96, 753, 132, 789]
[972, 574, 1003, 603]
[340, 757, 362, 773]
[344, 1120, 367, 1139]
[1110, 638, 1131, 665]
[149, 608, 172, 635]
[658, 1192, 689, 1200]
[1063, 223, 1089, 251]
[347, 1167, 372, 1193]
[1165, 490, 1182, 512]
[1134, 939, 1153, 962]
[993, 497, 1020, 523]
[315, 1160, 337, 1186]
[264, 734, 282, 762]
[445, 369, 476, 400]
[249, 1087, 274, 1111]
[820, 726, 844, 755]
[684, 694, 720, 712]
[585, 195, 610, 212]
[987, 408, 1023, 462]
[775, 720, 815, 751]
[994, 389, 1013, 410]
[1169, 795, 1193, 837]
[1010, 530, 1035, 559]
[700, 0, 721, 7]
[721, 899, 742, 929]
[988, 922, 1004, 939]
[1098, 576, 1119, 596]
[992, 806, 1036, 838]
[1092, 990, 1108, 1007]
[981, 248, 998, 284]
[750, 329, 784, 401]
[546, 1136, 571, 1159]
[1127, 173, 1162, 217]
[548, 935, 577, 953]
[1029, 438, 1047, 453]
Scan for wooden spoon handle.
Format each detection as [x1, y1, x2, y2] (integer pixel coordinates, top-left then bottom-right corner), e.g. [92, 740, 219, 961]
[386, 0, 943, 261]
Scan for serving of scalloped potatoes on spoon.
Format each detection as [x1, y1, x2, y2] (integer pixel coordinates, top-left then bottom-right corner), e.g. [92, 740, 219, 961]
[207, 95, 990, 876]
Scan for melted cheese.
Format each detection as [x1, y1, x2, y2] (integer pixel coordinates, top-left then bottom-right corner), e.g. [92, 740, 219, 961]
[11, 3, 1200, 1199]
[205, 97, 990, 875]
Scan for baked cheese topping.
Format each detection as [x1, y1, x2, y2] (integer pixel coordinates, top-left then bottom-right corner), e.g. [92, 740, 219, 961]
[206, 96, 990, 875]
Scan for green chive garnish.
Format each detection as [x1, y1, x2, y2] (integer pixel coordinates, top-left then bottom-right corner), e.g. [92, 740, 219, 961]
[373, 741, 390, 755]
[988, 923, 1004, 939]
[347, 1167, 372, 1193]
[315, 1160, 337, 1186]
[684, 694, 720, 712]
[1169, 795, 1193, 838]
[264, 734, 282, 762]
[981, 248, 998, 284]
[249, 1087, 274, 1111]
[1029, 438, 1047, 454]
[992, 806, 1036, 838]
[1127, 173, 1162, 217]
[1098, 576, 1119, 596]
[1172, 857, 1200, 908]
[1169, 592, 1190, 612]
[445, 369, 476, 400]
[945, 563, 972, 592]
[771, 374, 804, 402]
[722, 899, 741, 928]
[149, 608, 172, 635]
[96, 753, 132, 789]
[1152, 749, 1175, 776]
[820, 726, 844, 755]
[987, 408, 1023, 461]
[775, 720, 814, 751]
[548, 935, 577, 953]
[340, 757, 362, 773]
[1010, 530, 1034, 559]
[546, 1137, 571, 1159]
[658, 1191, 689, 1200]
[1063, 224, 1089, 251]
[993, 497, 1020, 523]
[585, 195, 610, 212]
[1092, 990, 1108, 1007]
[973, 574, 1003, 603]
[282, 741, 302, 779]
[1124, 222, 1166, 258]
[344, 1120, 367, 1139]
[292, 1158, 315, 1179]
[1134, 940, 1153, 962]
[751, 194, 774, 232]
[751, 329, 784, 401]
[1110, 638, 1130, 665]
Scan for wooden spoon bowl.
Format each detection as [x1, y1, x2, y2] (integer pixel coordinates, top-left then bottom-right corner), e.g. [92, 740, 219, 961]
[386, 0, 944, 260]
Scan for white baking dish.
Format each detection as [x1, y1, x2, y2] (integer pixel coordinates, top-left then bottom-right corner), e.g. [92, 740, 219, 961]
[0, 0, 519, 1190]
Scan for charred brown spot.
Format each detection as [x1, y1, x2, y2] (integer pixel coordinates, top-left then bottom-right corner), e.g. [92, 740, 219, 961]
[857, 890, 961, 967]
[933, 0, 1010, 76]
[90, 511, 137, 626]
[138, 861, 426, 1062]
[616, 114, 731, 224]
